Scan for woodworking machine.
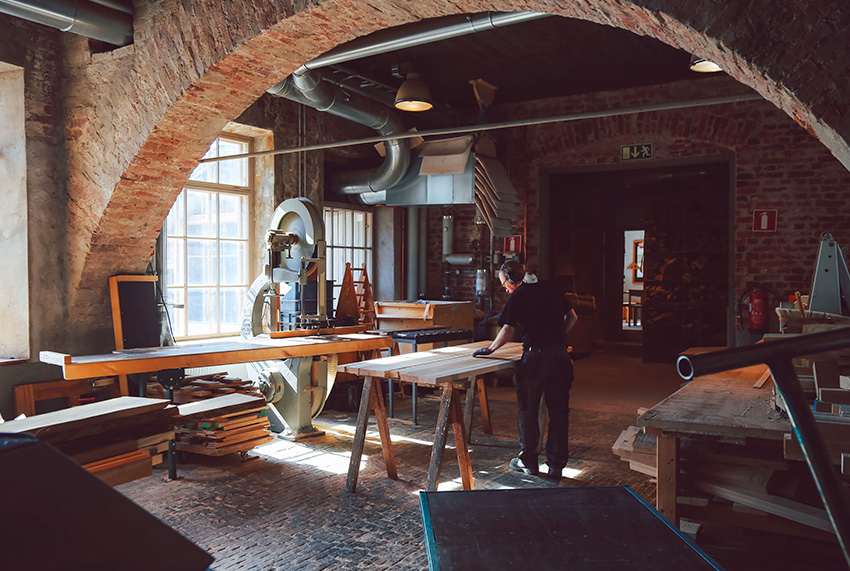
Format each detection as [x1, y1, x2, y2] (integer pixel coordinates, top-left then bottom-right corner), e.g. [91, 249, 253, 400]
[241, 198, 335, 439]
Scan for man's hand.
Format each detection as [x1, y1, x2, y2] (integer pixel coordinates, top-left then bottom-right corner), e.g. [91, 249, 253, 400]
[473, 347, 494, 358]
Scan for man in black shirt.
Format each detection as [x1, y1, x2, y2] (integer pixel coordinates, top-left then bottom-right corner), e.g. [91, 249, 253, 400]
[473, 261, 578, 479]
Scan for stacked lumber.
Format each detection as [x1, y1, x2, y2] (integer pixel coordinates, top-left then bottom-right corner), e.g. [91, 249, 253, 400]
[146, 372, 261, 404]
[613, 424, 842, 539]
[782, 359, 850, 465]
[612, 425, 657, 477]
[174, 393, 273, 457]
[0, 397, 176, 487]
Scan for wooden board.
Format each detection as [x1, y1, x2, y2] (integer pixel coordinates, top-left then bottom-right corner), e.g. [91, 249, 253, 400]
[176, 393, 268, 422]
[0, 397, 171, 440]
[340, 342, 521, 384]
[339, 341, 490, 377]
[637, 364, 791, 440]
[397, 354, 518, 385]
[40, 334, 392, 380]
[176, 434, 274, 456]
[693, 480, 833, 533]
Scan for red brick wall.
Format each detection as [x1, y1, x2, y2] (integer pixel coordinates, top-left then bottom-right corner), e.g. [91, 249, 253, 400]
[497, 74, 850, 308]
[20, 0, 850, 348]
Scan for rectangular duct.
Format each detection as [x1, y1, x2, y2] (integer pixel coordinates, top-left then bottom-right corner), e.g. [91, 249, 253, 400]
[386, 154, 475, 207]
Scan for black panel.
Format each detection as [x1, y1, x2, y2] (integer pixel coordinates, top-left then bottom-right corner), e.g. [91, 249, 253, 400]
[419, 487, 719, 570]
[0, 436, 213, 571]
[117, 280, 162, 349]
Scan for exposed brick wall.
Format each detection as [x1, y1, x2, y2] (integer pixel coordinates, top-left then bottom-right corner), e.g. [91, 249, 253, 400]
[6, 0, 850, 345]
[495, 75, 850, 311]
[58, 0, 850, 352]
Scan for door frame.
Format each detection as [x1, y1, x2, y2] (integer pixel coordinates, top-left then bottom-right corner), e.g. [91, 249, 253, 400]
[540, 154, 736, 349]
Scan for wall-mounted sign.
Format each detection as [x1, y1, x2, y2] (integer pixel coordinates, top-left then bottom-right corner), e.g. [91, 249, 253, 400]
[621, 143, 652, 161]
[753, 209, 778, 232]
[504, 235, 522, 253]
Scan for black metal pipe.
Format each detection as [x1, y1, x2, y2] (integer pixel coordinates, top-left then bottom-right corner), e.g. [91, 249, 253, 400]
[767, 358, 850, 565]
[677, 326, 850, 380]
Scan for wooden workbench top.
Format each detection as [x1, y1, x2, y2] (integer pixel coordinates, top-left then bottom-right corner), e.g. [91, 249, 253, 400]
[637, 363, 791, 440]
[40, 334, 392, 380]
[339, 342, 523, 385]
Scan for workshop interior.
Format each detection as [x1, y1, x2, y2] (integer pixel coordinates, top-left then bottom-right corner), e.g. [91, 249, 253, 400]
[2, 3, 850, 570]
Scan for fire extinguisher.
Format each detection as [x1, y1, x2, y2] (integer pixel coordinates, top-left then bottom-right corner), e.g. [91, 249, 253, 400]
[738, 288, 774, 332]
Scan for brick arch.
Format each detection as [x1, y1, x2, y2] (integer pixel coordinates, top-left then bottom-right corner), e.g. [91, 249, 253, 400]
[68, 0, 850, 341]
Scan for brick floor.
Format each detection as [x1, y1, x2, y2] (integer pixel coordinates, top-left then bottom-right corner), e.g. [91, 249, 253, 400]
[120, 361, 659, 571]
[118, 349, 843, 570]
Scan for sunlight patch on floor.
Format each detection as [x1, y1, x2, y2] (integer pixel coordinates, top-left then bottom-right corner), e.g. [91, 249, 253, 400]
[253, 439, 361, 475]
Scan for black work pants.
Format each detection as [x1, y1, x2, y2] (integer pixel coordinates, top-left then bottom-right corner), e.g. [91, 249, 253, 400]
[515, 347, 574, 471]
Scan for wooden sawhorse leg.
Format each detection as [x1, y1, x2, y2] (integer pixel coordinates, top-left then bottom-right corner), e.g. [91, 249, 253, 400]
[462, 376, 493, 443]
[426, 384, 474, 491]
[346, 376, 398, 493]
[647, 427, 678, 524]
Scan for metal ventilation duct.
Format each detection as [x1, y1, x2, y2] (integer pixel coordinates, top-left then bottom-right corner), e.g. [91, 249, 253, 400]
[0, 0, 133, 46]
[268, 69, 410, 203]
[266, 12, 549, 205]
[298, 12, 549, 72]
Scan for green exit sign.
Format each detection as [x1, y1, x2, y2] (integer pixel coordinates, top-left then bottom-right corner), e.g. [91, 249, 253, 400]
[621, 143, 652, 160]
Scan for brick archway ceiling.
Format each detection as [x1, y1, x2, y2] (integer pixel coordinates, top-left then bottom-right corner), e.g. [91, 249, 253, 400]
[66, 0, 850, 335]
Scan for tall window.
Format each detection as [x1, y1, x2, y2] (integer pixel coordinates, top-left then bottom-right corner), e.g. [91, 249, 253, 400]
[323, 205, 373, 308]
[165, 135, 252, 339]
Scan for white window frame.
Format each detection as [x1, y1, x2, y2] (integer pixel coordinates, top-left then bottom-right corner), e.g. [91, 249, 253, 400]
[323, 203, 373, 309]
[164, 134, 254, 341]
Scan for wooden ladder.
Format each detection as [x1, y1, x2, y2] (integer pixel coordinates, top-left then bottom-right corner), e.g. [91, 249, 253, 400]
[350, 264, 376, 328]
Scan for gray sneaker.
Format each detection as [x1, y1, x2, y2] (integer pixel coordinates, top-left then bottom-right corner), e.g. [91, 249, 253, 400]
[509, 456, 538, 476]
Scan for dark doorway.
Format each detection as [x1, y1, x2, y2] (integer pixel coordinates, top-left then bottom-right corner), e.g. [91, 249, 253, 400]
[547, 161, 731, 362]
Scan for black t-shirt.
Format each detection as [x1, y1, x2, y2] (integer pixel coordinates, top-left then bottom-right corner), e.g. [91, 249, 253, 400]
[498, 281, 573, 350]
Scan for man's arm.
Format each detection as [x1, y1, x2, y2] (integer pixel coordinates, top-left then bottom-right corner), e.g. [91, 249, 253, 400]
[565, 308, 578, 334]
[473, 324, 515, 357]
[489, 324, 516, 352]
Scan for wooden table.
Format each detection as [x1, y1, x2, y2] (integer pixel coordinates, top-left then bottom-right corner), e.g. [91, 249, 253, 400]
[340, 341, 523, 492]
[39, 334, 393, 380]
[636, 360, 791, 524]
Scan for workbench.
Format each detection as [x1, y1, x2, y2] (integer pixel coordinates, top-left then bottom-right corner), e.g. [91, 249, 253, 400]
[636, 360, 791, 524]
[39, 334, 393, 380]
[339, 341, 523, 492]
[387, 327, 474, 423]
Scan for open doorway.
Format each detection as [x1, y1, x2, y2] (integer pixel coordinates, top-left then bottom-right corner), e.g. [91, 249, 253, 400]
[623, 230, 645, 330]
[546, 160, 732, 361]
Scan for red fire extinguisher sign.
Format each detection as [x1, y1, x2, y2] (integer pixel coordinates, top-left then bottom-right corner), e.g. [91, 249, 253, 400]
[504, 235, 522, 253]
[752, 210, 777, 232]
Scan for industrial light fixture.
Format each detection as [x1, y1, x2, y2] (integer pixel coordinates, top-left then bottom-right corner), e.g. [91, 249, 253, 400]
[689, 54, 722, 73]
[394, 73, 433, 112]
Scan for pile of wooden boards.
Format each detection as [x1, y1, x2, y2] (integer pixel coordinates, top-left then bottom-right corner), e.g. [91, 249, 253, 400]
[174, 393, 273, 457]
[614, 419, 847, 540]
[781, 360, 850, 478]
[0, 397, 176, 487]
[145, 372, 262, 404]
